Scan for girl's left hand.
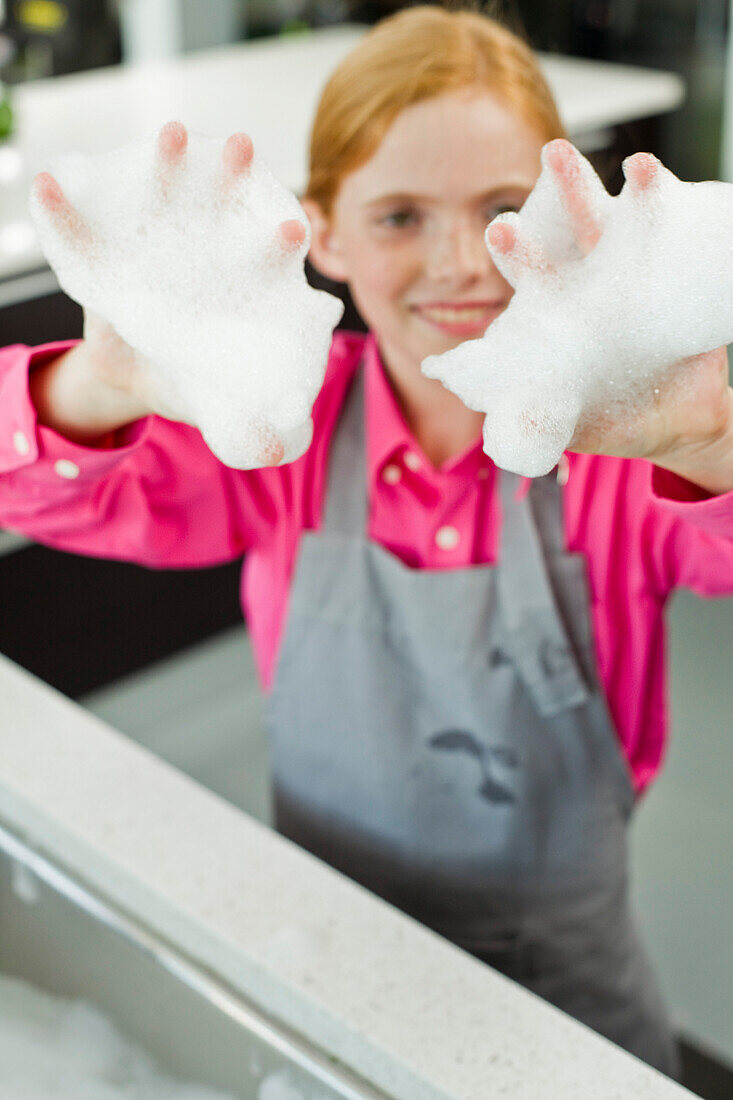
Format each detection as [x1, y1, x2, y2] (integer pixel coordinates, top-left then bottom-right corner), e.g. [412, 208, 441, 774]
[536, 142, 733, 490]
[568, 343, 732, 467]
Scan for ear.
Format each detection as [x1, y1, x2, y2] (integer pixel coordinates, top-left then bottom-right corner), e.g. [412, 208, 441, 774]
[301, 197, 350, 283]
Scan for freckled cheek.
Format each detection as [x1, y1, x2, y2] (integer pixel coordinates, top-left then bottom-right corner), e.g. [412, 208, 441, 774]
[351, 247, 420, 315]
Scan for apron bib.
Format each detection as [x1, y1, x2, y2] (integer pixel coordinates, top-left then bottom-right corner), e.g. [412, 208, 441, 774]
[266, 367, 679, 1077]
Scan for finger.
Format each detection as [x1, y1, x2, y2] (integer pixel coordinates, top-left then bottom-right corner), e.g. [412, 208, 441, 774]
[156, 121, 187, 198]
[544, 138, 601, 255]
[222, 132, 254, 182]
[255, 421, 285, 465]
[622, 151, 659, 193]
[487, 220, 515, 254]
[486, 213, 553, 282]
[32, 171, 91, 245]
[158, 120, 188, 163]
[262, 437, 285, 465]
[277, 218, 307, 253]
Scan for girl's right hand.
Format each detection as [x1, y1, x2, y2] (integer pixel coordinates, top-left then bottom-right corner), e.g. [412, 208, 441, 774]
[30, 122, 337, 465]
[27, 308, 164, 445]
[81, 309, 180, 422]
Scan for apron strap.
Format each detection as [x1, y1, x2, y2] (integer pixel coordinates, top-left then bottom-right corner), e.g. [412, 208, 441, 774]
[525, 465, 566, 556]
[498, 469, 591, 718]
[321, 365, 367, 537]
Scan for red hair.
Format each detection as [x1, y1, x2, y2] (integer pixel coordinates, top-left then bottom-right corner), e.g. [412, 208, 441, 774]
[305, 5, 565, 216]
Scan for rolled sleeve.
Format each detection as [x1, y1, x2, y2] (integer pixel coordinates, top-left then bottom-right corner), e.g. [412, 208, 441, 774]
[0, 342, 49, 474]
[650, 464, 733, 540]
[0, 342, 255, 567]
[0, 341, 158, 485]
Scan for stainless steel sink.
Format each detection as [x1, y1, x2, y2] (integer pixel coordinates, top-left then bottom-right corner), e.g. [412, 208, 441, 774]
[0, 822, 385, 1100]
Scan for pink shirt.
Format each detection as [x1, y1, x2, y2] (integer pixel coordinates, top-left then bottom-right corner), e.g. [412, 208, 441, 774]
[2, 331, 733, 793]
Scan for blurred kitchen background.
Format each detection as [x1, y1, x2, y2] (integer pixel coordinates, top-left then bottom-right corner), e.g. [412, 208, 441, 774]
[1, 0, 731, 179]
[1, 3, 732, 1097]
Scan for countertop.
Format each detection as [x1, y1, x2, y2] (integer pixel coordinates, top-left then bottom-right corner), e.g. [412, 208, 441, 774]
[0, 651, 696, 1099]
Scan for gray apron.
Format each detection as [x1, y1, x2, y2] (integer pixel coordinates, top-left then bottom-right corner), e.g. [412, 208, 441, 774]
[266, 367, 679, 1078]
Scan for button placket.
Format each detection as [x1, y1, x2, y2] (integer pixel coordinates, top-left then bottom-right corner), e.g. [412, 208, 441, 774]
[382, 463, 402, 485]
[54, 459, 80, 479]
[435, 524, 460, 551]
[12, 430, 30, 456]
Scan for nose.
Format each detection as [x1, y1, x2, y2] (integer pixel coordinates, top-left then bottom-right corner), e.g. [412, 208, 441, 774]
[425, 217, 491, 282]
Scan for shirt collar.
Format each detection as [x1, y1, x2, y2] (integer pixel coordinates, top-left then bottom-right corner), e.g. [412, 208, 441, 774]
[364, 333, 414, 485]
[363, 332, 487, 485]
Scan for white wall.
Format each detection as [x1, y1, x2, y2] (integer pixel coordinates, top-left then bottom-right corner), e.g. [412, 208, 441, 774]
[630, 589, 733, 1064]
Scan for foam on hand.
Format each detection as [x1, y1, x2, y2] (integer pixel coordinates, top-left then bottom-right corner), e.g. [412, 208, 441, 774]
[29, 123, 344, 469]
[422, 141, 733, 477]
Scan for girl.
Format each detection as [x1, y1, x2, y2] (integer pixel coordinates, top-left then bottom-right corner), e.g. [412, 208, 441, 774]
[2, 5, 733, 1079]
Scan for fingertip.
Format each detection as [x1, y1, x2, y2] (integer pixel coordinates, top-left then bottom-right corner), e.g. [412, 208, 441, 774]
[487, 220, 515, 254]
[261, 434, 285, 466]
[278, 218, 307, 251]
[34, 171, 64, 211]
[158, 121, 188, 162]
[223, 132, 254, 176]
[543, 138, 575, 172]
[622, 152, 658, 191]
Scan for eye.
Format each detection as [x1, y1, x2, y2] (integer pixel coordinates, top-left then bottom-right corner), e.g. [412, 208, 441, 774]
[485, 202, 522, 221]
[380, 207, 420, 229]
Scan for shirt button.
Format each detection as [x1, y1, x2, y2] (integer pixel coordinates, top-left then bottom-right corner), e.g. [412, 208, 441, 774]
[382, 463, 402, 485]
[403, 450, 421, 472]
[12, 430, 30, 456]
[435, 525, 460, 551]
[54, 459, 80, 479]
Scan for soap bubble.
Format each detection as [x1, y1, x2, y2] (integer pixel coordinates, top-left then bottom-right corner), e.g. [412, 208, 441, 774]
[423, 141, 733, 477]
[29, 123, 344, 469]
[0, 974, 239, 1098]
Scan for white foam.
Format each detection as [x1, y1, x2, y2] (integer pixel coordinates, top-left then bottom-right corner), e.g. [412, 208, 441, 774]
[0, 974, 236, 1098]
[258, 1069, 325, 1100]
[422, 142, 733, 476]
[0, 974, 326, 1100]
[29, 127, 343, 468]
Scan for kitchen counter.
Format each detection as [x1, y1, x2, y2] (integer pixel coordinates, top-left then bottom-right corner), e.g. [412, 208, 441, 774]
[0, 651, 696, 1099]
[1, 25, 684, 297]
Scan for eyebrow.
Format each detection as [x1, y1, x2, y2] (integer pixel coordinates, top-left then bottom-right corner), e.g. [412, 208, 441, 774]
[363, 187, 531, 209]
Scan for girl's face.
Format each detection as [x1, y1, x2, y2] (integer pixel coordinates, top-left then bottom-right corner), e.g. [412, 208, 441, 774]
[305, 90, 545, 378]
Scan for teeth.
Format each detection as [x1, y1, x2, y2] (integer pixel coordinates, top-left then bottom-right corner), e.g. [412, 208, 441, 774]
[419, 306, 490, 323]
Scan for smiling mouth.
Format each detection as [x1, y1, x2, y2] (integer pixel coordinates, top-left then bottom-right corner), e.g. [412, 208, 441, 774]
[412, 301, 504, 331]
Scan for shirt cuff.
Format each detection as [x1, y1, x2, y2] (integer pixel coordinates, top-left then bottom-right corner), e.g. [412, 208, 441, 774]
[0, 341, 154, 480]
